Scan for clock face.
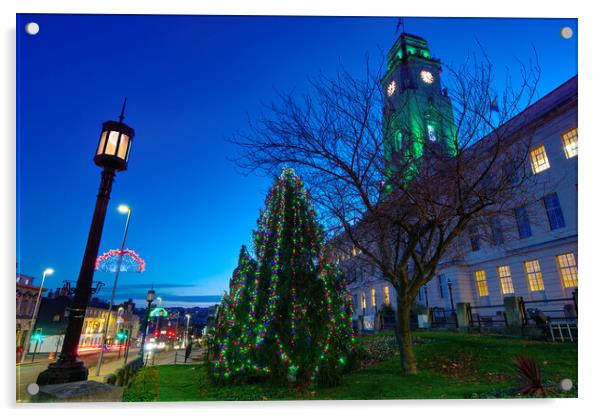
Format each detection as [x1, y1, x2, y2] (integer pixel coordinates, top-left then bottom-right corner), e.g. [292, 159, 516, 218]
[387, 80, 396, 97]
[420, 70, 434, 84]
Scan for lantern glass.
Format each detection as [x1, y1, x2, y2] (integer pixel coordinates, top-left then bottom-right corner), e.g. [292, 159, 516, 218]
[117, 134, 130, 160]
[104, 131, 120, 156]
[96, 131, 108, 155]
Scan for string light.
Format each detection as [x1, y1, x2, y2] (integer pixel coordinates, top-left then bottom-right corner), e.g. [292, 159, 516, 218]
[211, 167, 355, 385]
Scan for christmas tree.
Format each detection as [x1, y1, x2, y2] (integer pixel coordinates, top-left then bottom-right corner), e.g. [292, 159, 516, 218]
[212, 245, 257, 381]
[211, 167, 355, 386]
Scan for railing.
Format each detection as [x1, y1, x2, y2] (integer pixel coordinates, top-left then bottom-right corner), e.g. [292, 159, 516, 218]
[519, 292, 577, 326]
[518, 291, 577, 342]
[430, 307, 457, 329]
[468, 304, 508, 329]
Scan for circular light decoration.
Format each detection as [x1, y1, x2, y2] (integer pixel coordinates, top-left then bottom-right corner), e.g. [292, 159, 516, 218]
[149, 306, 168, 317]
[387, 80, 396, 97]
[95, 248, 146, 273]
[420, 70, 434, 84]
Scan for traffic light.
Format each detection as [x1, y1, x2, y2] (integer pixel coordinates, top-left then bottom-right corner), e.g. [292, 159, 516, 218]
[31, 328, 43, 342]
[116, 329, 127, 341]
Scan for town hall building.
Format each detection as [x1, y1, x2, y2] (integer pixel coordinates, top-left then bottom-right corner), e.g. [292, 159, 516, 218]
[343, 33, 578, 330]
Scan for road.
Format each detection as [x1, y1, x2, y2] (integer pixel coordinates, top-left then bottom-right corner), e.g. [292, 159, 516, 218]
[16, 347, 140, 402]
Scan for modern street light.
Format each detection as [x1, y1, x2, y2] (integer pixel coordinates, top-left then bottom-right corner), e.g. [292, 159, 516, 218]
[95, 204, 132, 376]
[37, 100, 135, 385]
[21, 267, 53, 363]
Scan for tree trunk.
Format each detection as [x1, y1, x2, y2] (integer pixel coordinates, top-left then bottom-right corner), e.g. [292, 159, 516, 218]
[394, 297, 418, 374]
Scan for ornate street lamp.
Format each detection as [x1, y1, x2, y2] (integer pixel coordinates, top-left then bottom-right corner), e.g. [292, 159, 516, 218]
[37, 99, 135, 385]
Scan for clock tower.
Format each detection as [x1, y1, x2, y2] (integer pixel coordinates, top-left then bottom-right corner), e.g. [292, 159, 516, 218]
[381, 33, 456, 183]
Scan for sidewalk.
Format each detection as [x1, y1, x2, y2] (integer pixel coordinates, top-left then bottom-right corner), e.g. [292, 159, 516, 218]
[88, 348, 141, 382]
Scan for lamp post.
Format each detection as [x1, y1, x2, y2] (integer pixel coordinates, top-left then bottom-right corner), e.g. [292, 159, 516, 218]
[37, 100, 135, 385]
[155, 297, 163, 333]
[21, 267, 53, 363]
[139, 289, 155, 362]
[184, 314, 191, 348]
[95, 204, 131, 376]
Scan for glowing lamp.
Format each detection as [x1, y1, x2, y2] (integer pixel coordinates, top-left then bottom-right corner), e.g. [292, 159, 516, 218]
[94, 99, 135, 172]
[118, 204, 130, 214]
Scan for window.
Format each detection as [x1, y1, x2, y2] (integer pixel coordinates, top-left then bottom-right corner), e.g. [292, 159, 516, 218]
[52, 314, 60, 322]
[524, 260, 545, 291]
[556, 253, 578, 288]
[497, 265, 515, 295]
[370, 288, 376, 307]
[361, 291, 366, 309]
[427, 124, 437, 142]
[514, 206, 532, 239]
[469, 224, 480, 251]
[418, 286, 429, 306]
[489, 217, 504, 246]
[530, 145, 550, 174]
[474, 270, 489, 297]
[383, 286, 391, 305]
[562, 128, 578, 158]
[438, 274, 448, 299]
[543, 193, 566, 230]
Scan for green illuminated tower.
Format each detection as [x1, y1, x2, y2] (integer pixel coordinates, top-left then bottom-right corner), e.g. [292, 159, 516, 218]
[381, 33, 456, 184]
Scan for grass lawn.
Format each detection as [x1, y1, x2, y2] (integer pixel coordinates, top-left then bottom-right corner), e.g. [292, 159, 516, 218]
[123, 331, 577, 401]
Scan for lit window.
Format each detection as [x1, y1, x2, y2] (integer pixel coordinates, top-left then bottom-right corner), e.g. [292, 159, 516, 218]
[556, 253, 578, 288]
[529, 145, 550, 174]
[562, 128, 578, 158]
[497, 265, 515, 295]
[361, 291, 366, 309]
[543, 193, 566, 230]
[383, 286, 390, 305]
[474, 270, 489, 297]
[524, 260, 545, 291]
[370, 288, 376, 307]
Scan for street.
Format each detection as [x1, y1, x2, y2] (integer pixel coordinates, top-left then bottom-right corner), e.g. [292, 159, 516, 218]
[16, 347, 140, 403]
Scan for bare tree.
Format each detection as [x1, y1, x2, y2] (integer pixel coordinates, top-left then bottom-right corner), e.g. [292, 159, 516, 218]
[232, 48, 541, 374]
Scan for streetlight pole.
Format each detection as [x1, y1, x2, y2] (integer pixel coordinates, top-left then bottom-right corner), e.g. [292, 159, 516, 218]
[95, 205, 131, 376]
[37, 100, 135, 386]
[21, 268, 53, 363]
[155, 297, 162, 334]
[139, 289, 155, 363]
[184, 314, 191, 348]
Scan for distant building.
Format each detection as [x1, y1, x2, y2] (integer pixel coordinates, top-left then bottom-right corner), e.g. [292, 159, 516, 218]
[16, 274, 46, 351]
[33, 291, 140, 354]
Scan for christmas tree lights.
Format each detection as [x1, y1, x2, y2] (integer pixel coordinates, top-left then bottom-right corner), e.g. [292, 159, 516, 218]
[211, 167, 355, 386]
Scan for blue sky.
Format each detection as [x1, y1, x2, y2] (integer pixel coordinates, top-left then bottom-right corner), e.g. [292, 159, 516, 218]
[16, 15, 577, 307]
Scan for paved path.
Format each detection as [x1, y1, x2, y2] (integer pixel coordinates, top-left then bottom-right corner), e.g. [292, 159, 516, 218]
[16, 348, 140, 403]
[141, 348, 205, 366]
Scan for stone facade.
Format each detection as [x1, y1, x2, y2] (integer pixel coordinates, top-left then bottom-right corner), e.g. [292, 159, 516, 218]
[346, 75, 578, 328]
